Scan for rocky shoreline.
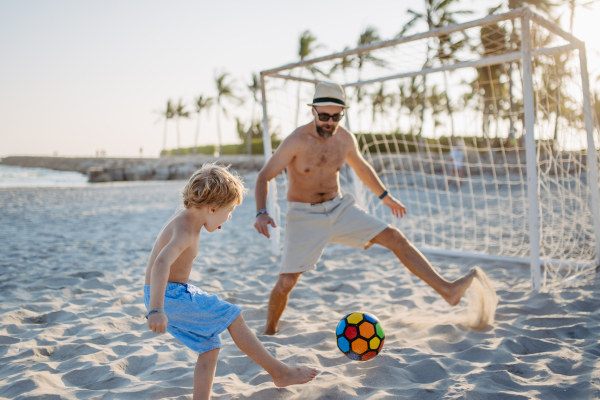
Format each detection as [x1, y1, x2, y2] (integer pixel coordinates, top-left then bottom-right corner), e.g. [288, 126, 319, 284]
[0, 155, 265, 182]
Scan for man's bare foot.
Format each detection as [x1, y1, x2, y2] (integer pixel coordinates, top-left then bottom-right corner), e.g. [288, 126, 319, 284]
[271, 365, 318, 387]
[262, 326, 278, 335]
[443, 267, 479, 306]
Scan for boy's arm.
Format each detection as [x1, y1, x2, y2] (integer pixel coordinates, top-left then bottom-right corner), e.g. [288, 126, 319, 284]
[147, 228, 192, 334]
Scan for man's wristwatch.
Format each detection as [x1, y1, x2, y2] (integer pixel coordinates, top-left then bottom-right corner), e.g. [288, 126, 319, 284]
[256, 209, 268, 218]
[379, 190, 389, 200]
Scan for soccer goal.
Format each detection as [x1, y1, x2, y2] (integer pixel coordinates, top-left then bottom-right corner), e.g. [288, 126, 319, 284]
[259, 7, 600, 291]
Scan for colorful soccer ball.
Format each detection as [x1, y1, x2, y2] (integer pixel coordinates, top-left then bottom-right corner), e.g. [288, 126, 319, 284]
[335, 312, 385, 361]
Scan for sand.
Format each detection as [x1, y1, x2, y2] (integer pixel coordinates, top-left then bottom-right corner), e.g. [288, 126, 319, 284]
[0, 176, 599, 399]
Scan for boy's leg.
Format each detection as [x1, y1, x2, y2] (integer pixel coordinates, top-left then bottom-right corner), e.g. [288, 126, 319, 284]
[228, 314, 317, 387]
[264, 272, 301, 335]
[371, 227, 477, 306]
[193, 348, 220, 400]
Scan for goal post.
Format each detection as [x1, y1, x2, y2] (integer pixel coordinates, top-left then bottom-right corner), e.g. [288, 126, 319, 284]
[259, 7, 600, 290]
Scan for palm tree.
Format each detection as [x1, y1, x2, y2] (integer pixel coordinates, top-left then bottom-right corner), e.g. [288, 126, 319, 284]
[192, 95, 213, 154]
[174, 99, 190, 155]
[247, 73, 261, 154]
[215, 71, 241, 156]
[155, 99, 175, 154]
[370, 83, 394, 132]
[329, 47, 355, 81]
[399, 78, 425, 136]
[427, 84, 446, 137]
[355, 27, 387, 131]
[294, 30, 326, 126]
[400, 0, 473, 143]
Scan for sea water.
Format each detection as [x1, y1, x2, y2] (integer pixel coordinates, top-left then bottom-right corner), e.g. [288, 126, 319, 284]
[0, 165, 89, 188]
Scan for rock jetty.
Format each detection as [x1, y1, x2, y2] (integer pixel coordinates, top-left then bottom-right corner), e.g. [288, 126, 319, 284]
[0, 155, 265, 183]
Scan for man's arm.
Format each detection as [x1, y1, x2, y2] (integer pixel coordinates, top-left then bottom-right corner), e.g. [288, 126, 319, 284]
[254, 135, 297, 238]
[344, 133, 407, 218]
[147, 228, 192, 334]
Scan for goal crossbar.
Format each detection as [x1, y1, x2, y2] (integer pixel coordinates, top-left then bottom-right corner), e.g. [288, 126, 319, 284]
[268, 44, 578, 88]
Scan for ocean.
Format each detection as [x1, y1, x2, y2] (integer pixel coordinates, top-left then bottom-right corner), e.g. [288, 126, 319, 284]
[0, 164, 89, 188]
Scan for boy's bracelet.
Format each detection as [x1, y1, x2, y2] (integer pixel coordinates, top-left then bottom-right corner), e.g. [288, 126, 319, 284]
[379, 190, 389, 200]
[256, 209, 268, 218]
[145, 308, 165, 319]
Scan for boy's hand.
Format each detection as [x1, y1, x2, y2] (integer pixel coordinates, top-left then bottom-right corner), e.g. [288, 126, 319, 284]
[254, 213, 277, 238]
[148, 313, 168, 334]
[383, 195, 407, 218]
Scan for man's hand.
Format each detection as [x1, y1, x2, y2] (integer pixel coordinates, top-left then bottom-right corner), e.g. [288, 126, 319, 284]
[383, 195, 407, 218]
[148, 313, 168, 334]
[254, 213, 277, 238]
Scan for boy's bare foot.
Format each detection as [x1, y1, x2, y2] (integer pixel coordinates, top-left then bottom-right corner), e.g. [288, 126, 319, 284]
[271, 365, 318, 387]
[443, 267, 479, 306]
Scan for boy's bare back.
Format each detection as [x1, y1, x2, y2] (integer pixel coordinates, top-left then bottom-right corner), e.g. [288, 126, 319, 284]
[144, 209, 200, 286]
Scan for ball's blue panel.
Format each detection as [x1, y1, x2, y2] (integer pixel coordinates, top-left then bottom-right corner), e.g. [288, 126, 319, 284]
[337, 336, 350, 353]
[347, 353, 360, 360]
[336, 319, 346, 336]
[364, 314, 376, 324]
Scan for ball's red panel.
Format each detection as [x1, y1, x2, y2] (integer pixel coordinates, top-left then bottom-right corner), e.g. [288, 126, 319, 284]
[378, 338, 385, 353]
[345, 326, 357, 340]
[361, 351, 377, 361]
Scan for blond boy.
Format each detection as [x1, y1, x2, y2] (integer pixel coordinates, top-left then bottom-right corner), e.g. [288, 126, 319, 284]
[145, 163, 317, 399]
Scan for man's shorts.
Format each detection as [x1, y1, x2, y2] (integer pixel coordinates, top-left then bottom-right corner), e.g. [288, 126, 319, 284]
[144, 282, 242, 354]
[281, 193, 389, 274]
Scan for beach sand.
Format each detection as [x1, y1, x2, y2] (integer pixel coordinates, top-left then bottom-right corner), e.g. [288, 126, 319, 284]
[1, 176, 599, 399]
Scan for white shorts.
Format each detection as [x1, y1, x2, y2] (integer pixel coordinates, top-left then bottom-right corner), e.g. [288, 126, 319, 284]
[281, 193, 389, 274]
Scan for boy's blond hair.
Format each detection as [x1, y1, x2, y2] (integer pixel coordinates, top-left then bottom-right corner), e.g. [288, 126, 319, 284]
[181, 163, 246, 209]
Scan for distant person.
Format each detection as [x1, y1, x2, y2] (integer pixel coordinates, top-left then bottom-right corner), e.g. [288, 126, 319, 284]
[139, 147, 143, 158]
[145, 164, 317, 399]
[448, 139, 466, 189]
[253, 82, 483, 335]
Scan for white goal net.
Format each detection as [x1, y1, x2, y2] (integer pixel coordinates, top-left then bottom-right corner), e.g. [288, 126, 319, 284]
[259, 7, 600, 290]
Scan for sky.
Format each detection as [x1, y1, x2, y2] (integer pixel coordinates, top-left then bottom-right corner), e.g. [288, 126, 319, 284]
[1, 0, 599, 158]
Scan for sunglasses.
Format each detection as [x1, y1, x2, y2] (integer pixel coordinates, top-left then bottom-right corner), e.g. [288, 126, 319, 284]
[313, 107, 344, 122]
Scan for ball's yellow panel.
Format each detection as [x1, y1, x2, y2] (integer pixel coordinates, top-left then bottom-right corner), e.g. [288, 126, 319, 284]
[352, 338, 368, 354]
[359, 322, 375, 339]
[347, 313, 364, 325]
[369, 336, 380, 350]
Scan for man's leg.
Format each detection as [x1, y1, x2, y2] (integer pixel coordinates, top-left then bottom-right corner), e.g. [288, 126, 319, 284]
[228, 314, 318, 387]
[193, 348, 220, 400]
[264, 272, 301, 335]
[371, 227, 476, 306]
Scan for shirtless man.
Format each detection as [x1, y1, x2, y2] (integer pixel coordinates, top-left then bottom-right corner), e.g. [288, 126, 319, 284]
[254, 82, 478, 335]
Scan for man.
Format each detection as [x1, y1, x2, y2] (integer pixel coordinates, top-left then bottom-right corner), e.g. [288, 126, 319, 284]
[254, 82, 479, 335]
[447, 139, 466, 189]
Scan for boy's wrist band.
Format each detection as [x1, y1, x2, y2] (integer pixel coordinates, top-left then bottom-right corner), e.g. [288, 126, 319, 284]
[145, 308, 165, 319]
[256, 209, 268, 218]
[379, 190, 389, 200]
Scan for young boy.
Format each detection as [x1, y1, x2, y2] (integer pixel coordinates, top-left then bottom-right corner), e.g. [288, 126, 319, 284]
[144, 163, 318, 399]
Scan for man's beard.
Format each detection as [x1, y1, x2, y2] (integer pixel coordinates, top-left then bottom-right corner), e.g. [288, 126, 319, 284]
[316, 124, 337, 138]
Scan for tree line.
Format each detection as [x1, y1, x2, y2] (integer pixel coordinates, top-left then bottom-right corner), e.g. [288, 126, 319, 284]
[156, 0, 599, 156]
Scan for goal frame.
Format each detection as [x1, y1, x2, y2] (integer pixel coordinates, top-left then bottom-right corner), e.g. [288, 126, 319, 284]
[259, 7, 600, 291]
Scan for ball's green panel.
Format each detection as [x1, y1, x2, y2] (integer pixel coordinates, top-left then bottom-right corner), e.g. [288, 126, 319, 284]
[375, 322, 384, 338]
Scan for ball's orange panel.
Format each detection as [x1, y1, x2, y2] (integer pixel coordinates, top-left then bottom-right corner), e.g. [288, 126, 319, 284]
[359, 322, 375, 339]
[351, 338, 368, 354]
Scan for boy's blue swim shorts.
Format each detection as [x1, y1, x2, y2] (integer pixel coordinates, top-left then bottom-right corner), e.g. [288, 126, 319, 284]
[144, 282, 242, 354]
